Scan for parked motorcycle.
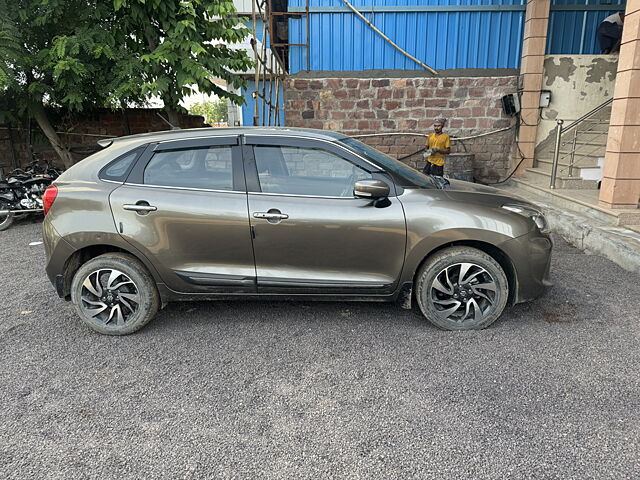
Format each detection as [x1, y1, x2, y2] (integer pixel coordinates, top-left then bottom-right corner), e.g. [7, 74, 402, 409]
[0, 159, 62, 231]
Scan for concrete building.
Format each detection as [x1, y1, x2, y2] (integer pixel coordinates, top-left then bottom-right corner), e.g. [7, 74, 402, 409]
[274, 0, 639, 219]
[516, 0, 639, 218]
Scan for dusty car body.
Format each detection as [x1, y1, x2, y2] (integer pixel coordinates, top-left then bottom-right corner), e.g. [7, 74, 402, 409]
[42, 127, 552, 334]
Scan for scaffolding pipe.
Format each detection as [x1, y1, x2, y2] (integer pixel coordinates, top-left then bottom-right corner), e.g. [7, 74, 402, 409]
[260, 19, 268, 126]
[252, 0, 260, 126]
[249, 0, 289, 127]
[341, 0, 437, 75]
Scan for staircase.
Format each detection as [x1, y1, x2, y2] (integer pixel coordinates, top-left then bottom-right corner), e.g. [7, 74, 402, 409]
[524, 101, 612, 189]
[510, 97, 640, 227]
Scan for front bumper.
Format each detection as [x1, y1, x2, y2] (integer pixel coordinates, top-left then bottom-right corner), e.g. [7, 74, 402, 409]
[500, 230, 553, 304]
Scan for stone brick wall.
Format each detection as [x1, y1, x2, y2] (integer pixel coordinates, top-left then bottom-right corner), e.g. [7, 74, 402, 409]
[284, 76, 519, 181]
[0, 109, 205, 170]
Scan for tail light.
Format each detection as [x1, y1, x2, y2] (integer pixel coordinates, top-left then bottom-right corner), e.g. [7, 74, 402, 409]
[43, 185, 58, 215]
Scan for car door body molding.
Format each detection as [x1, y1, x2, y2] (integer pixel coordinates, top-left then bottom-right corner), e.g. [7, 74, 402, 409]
[110, 135, 257, 294]
[242, 137, 407, 295]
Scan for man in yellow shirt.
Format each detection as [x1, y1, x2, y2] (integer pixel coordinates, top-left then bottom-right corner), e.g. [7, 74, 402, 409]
[423, 117, 451, 176]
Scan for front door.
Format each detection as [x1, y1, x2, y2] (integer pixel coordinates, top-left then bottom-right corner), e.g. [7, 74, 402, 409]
[110, 136, 256, 293]
[244, 137, 407, 295]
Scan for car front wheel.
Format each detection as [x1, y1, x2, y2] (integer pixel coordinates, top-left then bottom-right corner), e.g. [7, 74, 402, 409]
[70, 253, 160, 335]
[415, 246, 509, 330]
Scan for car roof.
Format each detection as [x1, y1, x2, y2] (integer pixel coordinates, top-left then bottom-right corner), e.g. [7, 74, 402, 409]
[97, 127, 349, 148]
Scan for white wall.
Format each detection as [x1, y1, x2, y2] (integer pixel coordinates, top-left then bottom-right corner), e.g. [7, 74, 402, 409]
[536, 55, 618, 146]
[233, 0, 255, 15]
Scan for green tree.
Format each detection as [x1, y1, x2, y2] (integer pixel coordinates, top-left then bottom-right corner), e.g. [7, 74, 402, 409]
[0, 0, 140, 167]
[189, 99, 229, 124]
[0, 0, 252, 167]
[113, 0, 251, 126]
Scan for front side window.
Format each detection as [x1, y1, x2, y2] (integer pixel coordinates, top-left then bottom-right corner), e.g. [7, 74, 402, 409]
[143, 146, 233, 191]
[254, 146, 372, 197]
[339, 137, 436, 188]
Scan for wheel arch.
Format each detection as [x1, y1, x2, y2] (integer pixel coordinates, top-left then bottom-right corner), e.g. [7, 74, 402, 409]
[60, 243, 161, 300]
[411, 240, 518, 306]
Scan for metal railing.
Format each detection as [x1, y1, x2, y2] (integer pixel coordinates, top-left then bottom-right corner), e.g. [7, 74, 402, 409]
[549, 98, 613, 189]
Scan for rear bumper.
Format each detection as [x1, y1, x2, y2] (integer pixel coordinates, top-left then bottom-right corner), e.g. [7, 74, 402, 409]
[500, 231, 553, 304]
[42, 218, 75, 296]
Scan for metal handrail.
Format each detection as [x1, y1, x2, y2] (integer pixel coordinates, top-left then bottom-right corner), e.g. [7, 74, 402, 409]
[549, 98, 613, 189]
[560, 98, 613, 134]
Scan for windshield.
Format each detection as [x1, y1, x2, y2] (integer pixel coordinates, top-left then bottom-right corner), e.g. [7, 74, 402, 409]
[338, 137, 436, 188]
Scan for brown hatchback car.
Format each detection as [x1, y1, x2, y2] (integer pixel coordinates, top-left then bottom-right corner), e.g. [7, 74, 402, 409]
[42, 128, 552, 335]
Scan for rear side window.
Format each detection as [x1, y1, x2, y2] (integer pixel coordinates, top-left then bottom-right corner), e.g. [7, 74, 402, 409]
[143, 146, 234, 191]
[99, 147, 143, 182]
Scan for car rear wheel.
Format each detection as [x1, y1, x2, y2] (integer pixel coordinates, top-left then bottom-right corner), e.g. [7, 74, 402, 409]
[415, 247, 509, 330]
[70, 253, 159, 335]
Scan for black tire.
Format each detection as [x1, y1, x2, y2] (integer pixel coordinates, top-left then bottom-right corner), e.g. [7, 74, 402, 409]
[415, 246, 509, 330]
[70, 253, 160, 335]
[0, 199, 15, 231]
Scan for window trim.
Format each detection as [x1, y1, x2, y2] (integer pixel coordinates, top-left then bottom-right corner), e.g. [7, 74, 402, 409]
[125, 139, 245, 192]
[244, 134, 380, 172]
[153, 135, 239, 151]
[120, 182, 247, 195]
[98, 146, 146, 183]
[244, 141, 396, 199]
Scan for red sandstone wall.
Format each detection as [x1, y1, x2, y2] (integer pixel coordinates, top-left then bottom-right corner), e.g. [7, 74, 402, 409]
[284, 76, 519, 181]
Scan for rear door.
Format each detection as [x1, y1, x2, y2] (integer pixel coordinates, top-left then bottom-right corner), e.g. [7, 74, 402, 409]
[244, 135, 407, 295]
[109, 136, 256, 293]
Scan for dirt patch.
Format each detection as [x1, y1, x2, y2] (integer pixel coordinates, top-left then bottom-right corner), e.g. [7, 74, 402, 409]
[543, 302, 578, 323]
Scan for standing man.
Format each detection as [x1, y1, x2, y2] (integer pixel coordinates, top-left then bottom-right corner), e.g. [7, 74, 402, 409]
[423, 117, 451, 176]
[597, 11, 624, 54]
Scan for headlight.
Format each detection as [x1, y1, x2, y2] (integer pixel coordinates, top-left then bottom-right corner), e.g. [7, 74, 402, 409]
[502, 204, 550, 233]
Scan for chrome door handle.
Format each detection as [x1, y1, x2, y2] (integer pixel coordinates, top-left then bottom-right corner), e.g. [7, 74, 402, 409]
[253, 212, 289, 220]
[123, 204, 157, 213]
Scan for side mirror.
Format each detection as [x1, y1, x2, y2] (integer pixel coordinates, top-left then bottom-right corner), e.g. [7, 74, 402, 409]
[354, 179, 390, 199]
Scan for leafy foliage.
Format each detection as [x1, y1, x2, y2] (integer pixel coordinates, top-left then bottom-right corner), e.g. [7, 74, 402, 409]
[189, 99, 229, 124]
[0, 0, 146, 118]
[112, 0, 253, 112]
[0, 0, 252, 163]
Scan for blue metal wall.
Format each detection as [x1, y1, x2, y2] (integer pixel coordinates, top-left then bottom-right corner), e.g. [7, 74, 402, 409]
[241, 80, 286, 126]
[287, 0, 626, 73]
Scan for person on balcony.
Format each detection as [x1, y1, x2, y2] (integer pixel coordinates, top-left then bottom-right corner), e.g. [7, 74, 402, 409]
[597, 12, 624, 54]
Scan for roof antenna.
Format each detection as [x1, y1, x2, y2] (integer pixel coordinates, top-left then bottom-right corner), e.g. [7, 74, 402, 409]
[156, 112, 181, 130]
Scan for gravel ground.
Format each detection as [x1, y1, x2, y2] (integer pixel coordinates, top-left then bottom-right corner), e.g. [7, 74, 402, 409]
[0, 219, 638, 479]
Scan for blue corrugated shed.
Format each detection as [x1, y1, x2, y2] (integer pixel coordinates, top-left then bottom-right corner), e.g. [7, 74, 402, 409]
[241, 80, 286, 126]
[287, 0, 626, 72]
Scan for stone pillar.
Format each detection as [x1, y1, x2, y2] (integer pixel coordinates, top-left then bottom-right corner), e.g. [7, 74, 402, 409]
[599, 1, 640, 209]
[516, 0, 551, 175]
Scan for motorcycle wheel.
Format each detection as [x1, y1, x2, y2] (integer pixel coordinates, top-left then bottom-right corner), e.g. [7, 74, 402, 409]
[0, 199, 15, 231]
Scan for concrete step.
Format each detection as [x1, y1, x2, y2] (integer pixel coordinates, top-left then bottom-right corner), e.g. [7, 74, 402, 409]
[496, 181, 640, 274]
[581, 119, 611, 124]
[558, 149, 605, 158]
[524, 168, 600, 189]
[535, 158, 601, 177]
[504, 178, 640, 227]
[574, 140, 608, 147]
[537, 134, 607, 159]
[575, 126, 610, 134]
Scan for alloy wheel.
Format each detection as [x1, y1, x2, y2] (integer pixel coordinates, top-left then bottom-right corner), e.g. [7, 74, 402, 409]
[430, 262, 497, 324]
[80, 268, 140, 326]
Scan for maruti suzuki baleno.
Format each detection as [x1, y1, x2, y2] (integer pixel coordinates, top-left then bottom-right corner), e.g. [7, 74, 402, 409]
[42, 128, 552, 335]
